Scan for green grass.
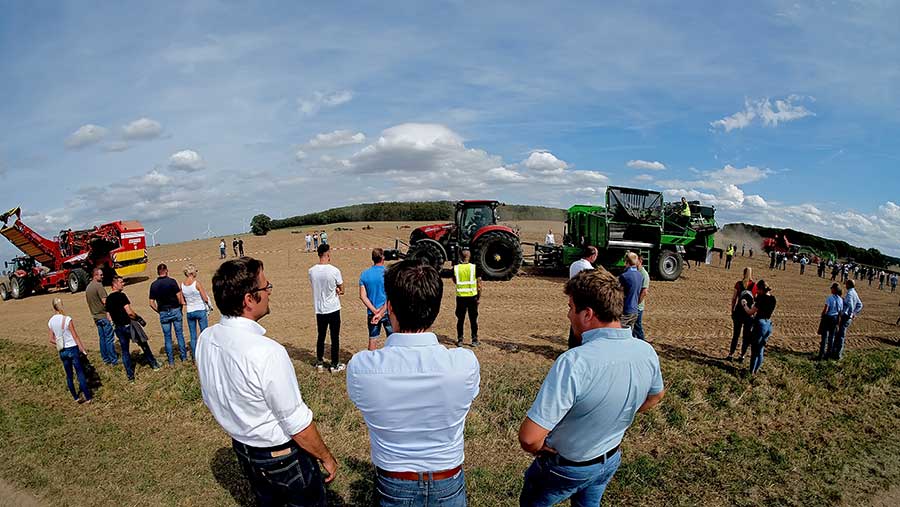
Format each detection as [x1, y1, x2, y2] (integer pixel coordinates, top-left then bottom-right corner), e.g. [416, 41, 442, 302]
[0, 339, 898, 506]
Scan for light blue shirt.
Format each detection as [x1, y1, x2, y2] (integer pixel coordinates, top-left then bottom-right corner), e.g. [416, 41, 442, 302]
[842, 288, 863, 318]
[824, 294, 843, 316]
[527, 326, 663, 462]
[346, 332, 480, 471]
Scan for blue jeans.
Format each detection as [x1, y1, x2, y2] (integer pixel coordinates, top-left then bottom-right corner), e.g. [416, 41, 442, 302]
[95, 318, 118, 365]
[159, 308, 186, 364]
[376, 468, 467, 507]
[232, 440, 326, 507]
[367, 313, 394, 339]
[520, 451, 622, 507]
[833, 316, 852, 360]
[633, 309, 645, 341]
[114, 324, 160, 380]
[185, 310, 209, 358]
[59, 346, 92, 401]
[750, 319, 772, 374]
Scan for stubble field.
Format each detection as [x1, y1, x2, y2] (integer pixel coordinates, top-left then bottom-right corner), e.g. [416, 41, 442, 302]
[0, 220, 898, 506]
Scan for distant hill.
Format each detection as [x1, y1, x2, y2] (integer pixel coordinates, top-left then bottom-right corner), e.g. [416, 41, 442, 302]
[722, 223, 899, 268]
[267, 201, 566, 230]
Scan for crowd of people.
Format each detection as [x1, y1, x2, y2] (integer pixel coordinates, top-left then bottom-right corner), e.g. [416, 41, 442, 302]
[304, 230, 328, 252]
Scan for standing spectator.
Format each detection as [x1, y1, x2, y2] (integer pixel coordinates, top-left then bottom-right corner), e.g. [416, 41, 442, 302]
[725, 244, 735, 270]
[233, 238, 239, 257]
[890, 273, 898, 293]
[818, 283, 843, 360]
[831, 263, 839, 281]
[182, 264, 212, 358]
[320, 231, 328, 245]
[85, 267, 118, 366]
[359, 248, 393, 351]
[238, 238, 244, 257]
[219, 238, 226, 259]
[518, 269, 664, 506]
[347, 260, 480, 507]
[197, 258, 338, 506]
[769, 250, 777, 270]
[833, 279, 863, 360]
[618, 252, 643, 336]
[741, 279, 776, 375]
[818, 259, 826, 278]
[313, 232, 319, 250]
[106, 275, 161, 381]
[149, 263, 187, 365]
[567, 246, 598, 348]
[727, 267, 756, 362]
[634, 254, 651, 342]
[799, 256, 808, 275]
[748, 247, 753, 258]
[48, 298, 92, 403]
[879, 270, 886, 290]
[868, 269, 875, 286]
[545, 229, 555, 245]
[741, 243, 745, 256]
[305, 232, 312, 253]
[454, 250, 482, 348]
[309, 243, 344, 372]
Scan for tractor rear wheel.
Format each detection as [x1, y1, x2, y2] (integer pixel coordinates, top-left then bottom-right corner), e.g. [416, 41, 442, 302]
[473, 231, 523, 281]
[408, 239, 447, 271]
[0, 282, 9, 301]
[9, 276, 25, 299]
[654, 249, 683, 281]
[68, 268, 89, 293]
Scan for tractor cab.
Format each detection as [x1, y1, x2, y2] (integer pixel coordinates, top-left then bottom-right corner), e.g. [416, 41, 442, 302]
[456, 200, 500, 243]
[6, 256, 37, 274]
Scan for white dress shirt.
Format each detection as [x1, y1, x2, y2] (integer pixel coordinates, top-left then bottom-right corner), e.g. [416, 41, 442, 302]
[569, 258, 594, 278]
[196, 316, 313, 447]
[346, 332, 480, 472]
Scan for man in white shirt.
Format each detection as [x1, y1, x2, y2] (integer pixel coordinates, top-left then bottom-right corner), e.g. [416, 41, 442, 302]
[545, 229, 555, 245]
[196, 257, 337, 507]
[567, 246, 598, 348]
[347, 260, 480, 506]
[309, 243, 345, 372]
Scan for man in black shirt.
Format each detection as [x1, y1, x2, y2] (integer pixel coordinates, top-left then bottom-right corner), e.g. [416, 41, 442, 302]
[107, 275, 160, 381]
[149, 263, 187, 365]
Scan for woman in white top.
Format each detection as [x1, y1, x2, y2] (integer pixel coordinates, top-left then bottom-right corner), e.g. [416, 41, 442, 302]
[182, 263, 212, 358]
[47, 297, 92, 403]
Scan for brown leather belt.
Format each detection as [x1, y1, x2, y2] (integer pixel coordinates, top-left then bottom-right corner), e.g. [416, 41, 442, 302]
[376, 465, 462, 481]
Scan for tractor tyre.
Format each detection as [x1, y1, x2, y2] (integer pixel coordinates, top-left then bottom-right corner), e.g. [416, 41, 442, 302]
[68, 268, 89, 293]
[473, 231, 523, 281]
[407, 239, 447, 271]
[654, 249, 683, 281]
[0, 282, 9, 301]
[9, 276, 25, 299]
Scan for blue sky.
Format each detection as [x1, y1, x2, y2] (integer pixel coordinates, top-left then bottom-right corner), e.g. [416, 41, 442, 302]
[1, 0, 899, 257]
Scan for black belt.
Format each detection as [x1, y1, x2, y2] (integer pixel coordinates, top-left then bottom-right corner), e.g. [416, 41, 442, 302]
[232, 438, 295, 454]
[555, 445, 620, 467]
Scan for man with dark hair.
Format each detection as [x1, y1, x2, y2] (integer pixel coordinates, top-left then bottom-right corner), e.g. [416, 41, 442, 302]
[347, 260, 480, 506]
[149, 263, 187, 365]
[359, 248, 392, 351]
[85, 267, 119, 365]
[238, 238, 244, 257]
[453, 249, 482, 347]
[518, 269, 665, 506]
[309, 243, 344, 372]
[567, 246, 599, 349]
[197, 258, 338, 507]
[106, 275, 160, 381]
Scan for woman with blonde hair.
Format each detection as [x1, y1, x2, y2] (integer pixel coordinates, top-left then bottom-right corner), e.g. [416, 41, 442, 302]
[182, 263, 212, 358]
[48, 297, 92, 403]
[727, 266, 757, 361]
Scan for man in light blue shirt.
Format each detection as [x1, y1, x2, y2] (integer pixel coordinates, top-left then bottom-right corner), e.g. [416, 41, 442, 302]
[833, 279, 863, 360]
[518, 269, 665, 507]
[347, 260, 480, 506]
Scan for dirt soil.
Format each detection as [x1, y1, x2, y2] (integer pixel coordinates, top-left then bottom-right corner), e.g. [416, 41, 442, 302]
[1, 220, 898, 362]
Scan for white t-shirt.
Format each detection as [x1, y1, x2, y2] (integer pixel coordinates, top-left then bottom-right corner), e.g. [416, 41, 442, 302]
[569, 258, 595, 279]
[545, 233, 555, 245]
[309, 263, 343, 314]
[48, 315, 77, 349]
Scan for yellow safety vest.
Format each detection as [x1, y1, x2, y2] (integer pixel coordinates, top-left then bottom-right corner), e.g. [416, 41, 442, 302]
[681, 202, 691, 217]
[454, 263, 478, 297]
[727, 246, 735, 256]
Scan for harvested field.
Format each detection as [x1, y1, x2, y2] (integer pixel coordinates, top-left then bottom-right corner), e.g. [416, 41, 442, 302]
[1, 220, 899, 506]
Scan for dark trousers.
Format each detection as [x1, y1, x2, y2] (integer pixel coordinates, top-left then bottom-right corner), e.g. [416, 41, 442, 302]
[819, 315, 839, 359]
[232, 439, 326, 507]
[729, 313, 753, 357]
[455, 296, 479, 341]
[315, 310, 340, 365]
[113, 325, 159, 380]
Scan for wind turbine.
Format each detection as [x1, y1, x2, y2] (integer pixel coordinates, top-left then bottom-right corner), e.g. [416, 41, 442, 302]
[149, 228, 161, 247]
[203, 224, 214, 239]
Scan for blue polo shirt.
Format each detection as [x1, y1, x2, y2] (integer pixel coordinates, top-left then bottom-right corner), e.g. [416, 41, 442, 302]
[526, 326, 664, 462]
[619, 267, 643, 314]
[359, 265, 387, 315]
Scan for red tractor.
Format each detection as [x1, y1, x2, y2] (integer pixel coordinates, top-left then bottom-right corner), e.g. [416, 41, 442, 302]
[384, 200, 523, 280]
[0, 206, 148, 299]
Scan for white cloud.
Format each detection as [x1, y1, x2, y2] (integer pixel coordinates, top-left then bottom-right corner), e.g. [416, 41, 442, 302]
[295, 149, 308, 161]
[140, 169, 172, 187]
[627, 159, 666, 170]
[297, 90, 354, 116]
[104, 141, 130, 152]
[634, 174, 655, 182]
[168, 149, 205, 171]
[524, 151, 569, 173]
[711, 96, 814, 132]
[305, 130, 366, 149]
[486, 167, 527, 182]
[65, 124, 107, 149]
[122, 118, 163, 140]
[744, 194, 768, 208]
[657, 164, 771, 210]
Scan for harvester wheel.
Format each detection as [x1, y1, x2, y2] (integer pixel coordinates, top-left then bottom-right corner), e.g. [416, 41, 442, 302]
[68, 268, 89, 293]
[9, 276, 25, 299]
[473, 231, 523, 281]
[408, 239, 447, 271]
[0, 282, 9, 301]
[654, 249, 683, 281]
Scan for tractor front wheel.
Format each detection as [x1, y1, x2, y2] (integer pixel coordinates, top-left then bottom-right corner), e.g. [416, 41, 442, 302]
[654, 249, 683, 281]
[9, 276, 25, 299]
[68, 268, 89, 293]
[408, 239, 447, 271]
[473, 231, 523, 281]
[0, 282, 9, 301]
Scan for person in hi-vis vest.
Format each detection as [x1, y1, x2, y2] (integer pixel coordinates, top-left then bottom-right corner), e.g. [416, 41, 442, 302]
[454, 250, 482, 347]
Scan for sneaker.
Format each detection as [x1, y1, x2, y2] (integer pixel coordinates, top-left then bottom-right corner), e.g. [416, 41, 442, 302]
[471, 339, 479, 347]
[330, 363, 346, 373]
[725, 355, 733, 362]
[737, 355, 745, 363]
[152, 364, 161, 371]
[316, 362, 325, 372]
[456, 339, 463, 347]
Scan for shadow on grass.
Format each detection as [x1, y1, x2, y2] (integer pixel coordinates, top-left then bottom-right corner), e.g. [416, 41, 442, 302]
[282, 343, 357, 366]
[482, 338, 562, 361]
[654, 343, 743, 376]
[123, 276, 150, 286]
